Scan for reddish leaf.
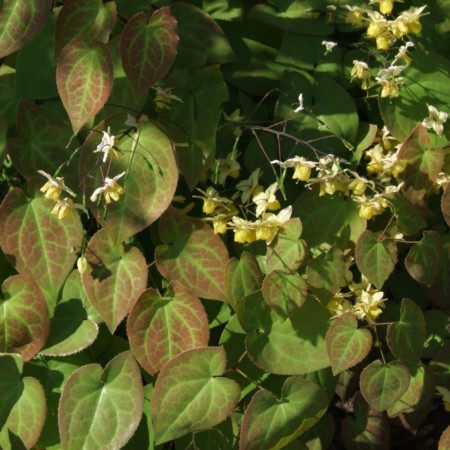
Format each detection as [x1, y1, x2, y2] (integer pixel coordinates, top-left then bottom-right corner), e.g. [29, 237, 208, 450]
[439, 426, 450, 450]
[0, 188, 83, 307]
[121, 8, 178, 101]
[156, 207, 228, 301]
[55, 0, 117, 57]
[82, 229, 148, 333]
[57, 38, 113, 132]
[127, 281, 209, 376]
[0, 275, 49, 361]
[443, 184, 450, 227]
[0, 0, 52, 58]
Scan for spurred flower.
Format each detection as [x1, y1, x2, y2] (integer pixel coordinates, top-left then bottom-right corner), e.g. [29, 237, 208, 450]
[38, 170, 76, 202]
[90, 172, 126, 204]
[93, 127, 121, 163]
[421, 104, 448, 135]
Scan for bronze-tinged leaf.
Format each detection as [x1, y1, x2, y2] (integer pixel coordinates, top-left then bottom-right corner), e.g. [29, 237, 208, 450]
[56, 38, 113, 132]
[82, 229, 148, 333]
[120, 7, 178, 101]
[127, 281, 209, 376]
[443, 184, 450, 227]
[156, 207, 228, 301]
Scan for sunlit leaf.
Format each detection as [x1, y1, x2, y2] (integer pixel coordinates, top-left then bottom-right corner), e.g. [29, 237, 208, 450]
[439, 426, 450, 450]
[0, 0, 52, 58]
[56, 38, 113, 132]
[151, 346, 240, 444]
[121, 7, 178, 101]
[325, 313, 372, 376]
[360, 360, 410, 412]
[59, 351, 143, 450]
[127, 281, 210, 376]
[0, 354, 46, 449]
[0, 275, 49, 361]
[156, 207, 228, 301]
[81, 229, 147, 333]
[387, 298, 426, 367]
[355, 230, 397, 289]
[405, 231, 445, 286]
[0, 188, 83, 308]
[239, 377, 329, 450]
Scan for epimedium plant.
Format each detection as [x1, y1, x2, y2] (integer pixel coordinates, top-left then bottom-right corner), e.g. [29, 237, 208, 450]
[0, 0, 449, 449]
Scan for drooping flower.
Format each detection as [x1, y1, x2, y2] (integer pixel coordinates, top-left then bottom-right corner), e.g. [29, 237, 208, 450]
[393, 6, 427, 36]
[376, 65, 406, 98]
[255, 206, 292, 244]
[51, 197, 86, 220]
[344, 5, 367, 27]
[211, 151, 241, 185]
[236, 169, 263, 203]
[322, 41, 338, 53]
[194, 187, 233, 214]
[294, 93, 304, 113]
[90, 172, 126, 204]
[271, 157, 316, 182]
[421, 104, 448, 136]
[351, 60, 372, 89]
[229, 217, 257, 244]
[252, 182, 280, 217]
[353, 287, 386, 321]
[369, 0, 398, 16]
[153, 86, 182, 110]
[93, 127, 121, 163]
[353, 194, 390, 220]
[38, 170, 76, 202]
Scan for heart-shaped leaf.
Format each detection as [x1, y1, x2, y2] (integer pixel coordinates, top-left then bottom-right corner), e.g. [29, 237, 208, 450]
[121, 7, 178, 101]
[55, 0, 117, 57]
[440, 426, 450, 450]
[80, 115, 178, 243]
[0, 188, 83, 308]
[0, 275, 49, 361]
[387, 298, 426, 367]
[82, 229, 148, 333]
[59, 351, 143, 450]
[57, 38, 113, 132]
[156, 207, 228, 301]
[0, 0, 52, 58]
[0, 354, 46, 449]
[356, 230, 397, 289]
[127, 281, 210, 376]
[325, 312, 372, 375]
[239, 377, 329, 450]
[360, 360, 410, 412]
[225, 252, 263, 309]
[151, 346, 240, 444]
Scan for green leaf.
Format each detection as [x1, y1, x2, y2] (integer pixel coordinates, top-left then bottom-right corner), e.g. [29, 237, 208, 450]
[225, 252, 263, 309]
[266, 219, 306, 273]
[56, 38, 113, 132]
[262, 271, 307, 316]
[81, 229, 148, 333]
[389, 193, 427, 236]
[387, 364, 435, 418]
[439, 426, 450, 450]
[307, 246, 345, 302]
[55, 0, 116, 57]
[423, 251, 450, 310]
[0, 0, 52, 58]
[156, 207, 229, 301]
[0, 354, 46, 449]
[297, 413, 335, 450]
[59, 351, 143, 450]
[81, 116, 178, 243]
[239, 377, 329, 450]
[294, 190, 366, 250]
[387, 298, 426, 367]
[325, 313, 372, 376]
[355, 230, 397, 289]
[405, 231, 445, 286]
[121, 7, 178, 101]
[423, 310, 450, 358]
[359, 360, 410, 412]
[0, 188, 83, 308]
[0, 275, 49, 361]
[127, 281, 210, 376]
[342, 392, 391, 450]
[159, 66, 228, 189]
[151, 346, 240, 444]
[443, 184, 450, 227]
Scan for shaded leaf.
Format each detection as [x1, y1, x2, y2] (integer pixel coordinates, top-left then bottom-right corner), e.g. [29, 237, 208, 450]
[59, 351, 143, 450]
[387, 299, 426, 367]
[360, 360, 410, 412]
[355, 230, 397, 289]
[239, 377, 329, 450]
[0, 188, 83, 308]
[127, 281, 209, 376]
[389, 193, 427, 236]
[443, 183, 450, 227]
[151, 346, 240, 444]
[0, 275, 49, 361]
[422, 251, 450, 310]
[0, 354, 46, 449]
[156, 207, 228, 301]
[405, 231, 445, 286]
[325, 313, 372, 376]
[82, 229, 147, 333]
[56, 38, 113, 132]
[121, 7, 178, 101]
[298, 413, 335, 450]
[0, 0, 52, 58]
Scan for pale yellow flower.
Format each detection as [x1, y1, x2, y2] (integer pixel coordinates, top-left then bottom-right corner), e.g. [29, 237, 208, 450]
[38, 170, 76, 202]
[229, 217, 257, 244]
[236, 169, 263, 203]
[271, 157, 316, 182]
[421, 104, 448, 136]
[51, 197, 86, 220]
[93, 127, 121, 163]
[90, 172, 126, 204]
[195, 187, 233, 215]
[153, 86, 182, 110]
[252, 183, 280, 217]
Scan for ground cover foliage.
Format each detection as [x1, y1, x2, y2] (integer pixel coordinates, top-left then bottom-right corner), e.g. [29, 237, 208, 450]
[0, 0, 449, 448]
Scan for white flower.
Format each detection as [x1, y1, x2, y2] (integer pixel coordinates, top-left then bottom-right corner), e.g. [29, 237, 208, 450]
[38, 170, 76, 202]
[421, 104, 448, 135]
[93, 127, 120, 163]
[125, 114, 138, 128]
[322, 41, 338, 52]
[252, 182, 280, 217]
[271, 156, 316, 181]
[294, 93, 304, 113]
[90, 172, 126, 204]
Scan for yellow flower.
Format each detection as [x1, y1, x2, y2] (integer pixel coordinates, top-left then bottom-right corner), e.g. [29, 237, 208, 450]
[370, 0, 396, 16]
[212, 217, 228, 235]
[421, 104, 448, 136]
[90, 172, 126, 204]
[354, 195, 390, 220]
[252, 183, 280, 217]
[353, 289, 386, 321]
[255, 206, 292, 244]
[230, 217, 257, 244]
[153, 86, 182, 110]
[344, 5, 366, 27]
[195, 187, 233, 215]
[93, 127, 121, 163]
[38, 170, 76, 202]
[327, 293, 353, 317]
[51, 197, 86, 220]
[211, 151, 241, 185]
[236, 169, 263, 203]
[366, 11, 388, 38]
[271, 156, 316, 182]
